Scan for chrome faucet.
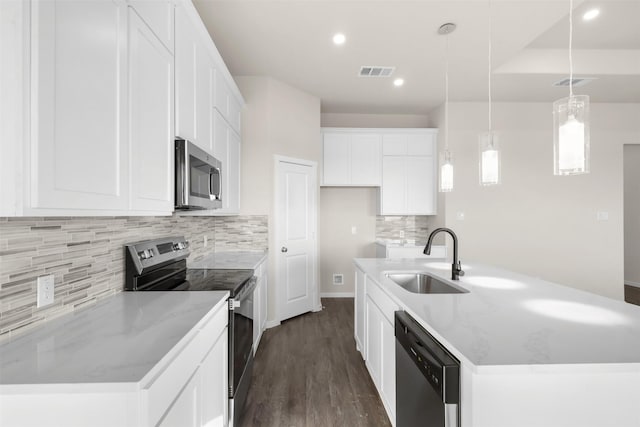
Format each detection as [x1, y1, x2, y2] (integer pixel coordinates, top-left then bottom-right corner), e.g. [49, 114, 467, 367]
[424, 227, 464, 280]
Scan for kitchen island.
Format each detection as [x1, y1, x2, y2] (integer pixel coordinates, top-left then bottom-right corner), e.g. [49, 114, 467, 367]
[0, 291, 229, 427]
[354, 258, 640, 427]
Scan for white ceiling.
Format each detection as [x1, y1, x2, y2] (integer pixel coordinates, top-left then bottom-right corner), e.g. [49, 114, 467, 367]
[193, 0, 640, 114]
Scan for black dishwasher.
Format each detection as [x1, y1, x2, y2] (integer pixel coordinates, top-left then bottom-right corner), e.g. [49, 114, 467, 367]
[395, 311, 461, 427]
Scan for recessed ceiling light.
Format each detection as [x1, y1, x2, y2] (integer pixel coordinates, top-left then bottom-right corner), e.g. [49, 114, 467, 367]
[583, 8, 600, 21]
[332, 33, 346, 45]
[393, 78, 404, 87]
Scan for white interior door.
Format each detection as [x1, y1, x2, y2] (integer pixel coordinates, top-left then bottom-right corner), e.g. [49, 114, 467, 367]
[276, 157, 318, 321]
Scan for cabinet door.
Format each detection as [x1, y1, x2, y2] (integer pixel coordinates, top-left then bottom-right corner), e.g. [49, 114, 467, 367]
[213, 70, 231, 120]
[253, 279, 261, 353]
[225, 129, 241, 214]
[195, 51, 213, 152]
[128, 0, 173, 52]
[351, 134, 381, 185]
[159, 370, 200, 427]
[212, 109, 229, 203]
[31, 0, 127, 210]
[381, 318, 396, 423]
[174, 5, 196, 143]
[382, 134, 407, 155]
[129, 8, 174, 212]
[322, 133, 350, 185]
[407, 133, 434, 156]
[355, 268, 366, 358]
[365, 296, 383, 389]
[260, 266, 268, 333]
[406, 156, 436, 214]
[200, 328, 228, 427]
[380, 156, 406, 214]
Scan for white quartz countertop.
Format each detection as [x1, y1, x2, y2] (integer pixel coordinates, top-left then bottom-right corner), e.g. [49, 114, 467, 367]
[0, 291, 228, 389]
[189, 251, 267, 270]
[354, 258, 640, 372]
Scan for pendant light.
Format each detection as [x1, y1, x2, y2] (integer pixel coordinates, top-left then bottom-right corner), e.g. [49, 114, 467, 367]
[553, 0, 590, 175]
[439, 23, 456, 193]
[479, 0, 501, 186]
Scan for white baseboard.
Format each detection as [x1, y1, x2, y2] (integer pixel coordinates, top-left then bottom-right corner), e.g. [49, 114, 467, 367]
[265, 320, 281, 329]
[625, 280, 640, 287]
[320, 292, 355, 298]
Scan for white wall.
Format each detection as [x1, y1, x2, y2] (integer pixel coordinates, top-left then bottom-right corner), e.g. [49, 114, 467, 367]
[236, 76, 321, 322]
[321, 113, 429, 128]
[319, 188, 377, 296]
[429, 102, 640, 300]
[318, 113, 431, 296]
[624, 145, 640, 286]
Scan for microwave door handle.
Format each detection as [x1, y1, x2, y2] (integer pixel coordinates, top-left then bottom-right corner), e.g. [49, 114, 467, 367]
[210, 167, 221, 200]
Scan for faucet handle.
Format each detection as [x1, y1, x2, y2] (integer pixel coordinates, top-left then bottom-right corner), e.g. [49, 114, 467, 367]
[456, 260, 465, 277]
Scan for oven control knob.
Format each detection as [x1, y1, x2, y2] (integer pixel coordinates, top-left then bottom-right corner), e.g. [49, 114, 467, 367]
[138, 250, 152, 260]
[147, 249, 154, 258]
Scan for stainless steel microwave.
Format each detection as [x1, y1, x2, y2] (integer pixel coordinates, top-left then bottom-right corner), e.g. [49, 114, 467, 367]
[175, 139, 222, 210]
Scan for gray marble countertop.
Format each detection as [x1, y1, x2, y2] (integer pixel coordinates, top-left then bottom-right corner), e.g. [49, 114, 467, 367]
[0, 291, 228, 388]
[355, 258, 640, 372]
[189, 251, 267, 270]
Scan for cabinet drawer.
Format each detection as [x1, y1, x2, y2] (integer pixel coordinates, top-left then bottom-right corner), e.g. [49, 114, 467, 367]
[142, 303, 228, 426]
[366, 279, 399, 325]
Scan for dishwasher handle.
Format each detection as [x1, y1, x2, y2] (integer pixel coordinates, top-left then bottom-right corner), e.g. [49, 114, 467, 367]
[395, 311, 461, 404]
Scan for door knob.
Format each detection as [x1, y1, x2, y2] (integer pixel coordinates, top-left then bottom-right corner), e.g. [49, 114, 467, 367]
[281, 247, 288, 253]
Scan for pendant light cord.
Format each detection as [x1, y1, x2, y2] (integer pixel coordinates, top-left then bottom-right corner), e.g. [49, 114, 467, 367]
[569, 0, 574, 99]
[445, 33, 449, 151]
[488, 0, 492, 133]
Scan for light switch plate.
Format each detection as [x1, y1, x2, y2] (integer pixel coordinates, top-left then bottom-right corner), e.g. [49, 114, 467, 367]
[597, 211, 609, 221]
[456, 212, 465, 221]
[37, 275, 55, 308]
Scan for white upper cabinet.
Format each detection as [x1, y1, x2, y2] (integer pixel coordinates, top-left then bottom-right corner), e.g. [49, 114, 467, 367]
[174, 0, 244, 217]
[1, 0, 177, 216]
[128, 0, 173, 52]
[321, 129, 381, 186]
[379, 130, 438, 215]
[29, 0, 129, 211]
[175, 5, 213, 151]
[128, 7, 174, 212]
[214, 70, 242, 134]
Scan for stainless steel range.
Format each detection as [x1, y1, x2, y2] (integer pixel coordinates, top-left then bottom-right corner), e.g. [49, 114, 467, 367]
[124, 236, 256, 427]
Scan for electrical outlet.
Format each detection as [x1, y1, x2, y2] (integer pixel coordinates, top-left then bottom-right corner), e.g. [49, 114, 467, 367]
[597, 211, 609, 221]
[399, 230, 405, 238]
[456, 212, 465, 221]
[37, 275, 55, 308]
[204, 235, 208, 247]
[351, 226, 357, 235]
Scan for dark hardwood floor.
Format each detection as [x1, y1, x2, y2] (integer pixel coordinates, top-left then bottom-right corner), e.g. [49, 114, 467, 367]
[239, 298, 391, 427]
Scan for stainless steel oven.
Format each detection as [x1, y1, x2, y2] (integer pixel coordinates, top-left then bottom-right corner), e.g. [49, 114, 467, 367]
[175, 139, 222, 210]
[124, 237, 257, 427]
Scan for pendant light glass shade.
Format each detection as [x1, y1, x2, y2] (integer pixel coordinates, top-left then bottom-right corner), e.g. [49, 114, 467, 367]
[440, 149, 454, 192]
[479, 131, 500, 185]
[553, 95, 590, 175]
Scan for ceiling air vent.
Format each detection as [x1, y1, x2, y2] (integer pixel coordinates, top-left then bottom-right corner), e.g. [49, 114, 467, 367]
[359, 66, 395, 77]
[553, 77, 597, 87]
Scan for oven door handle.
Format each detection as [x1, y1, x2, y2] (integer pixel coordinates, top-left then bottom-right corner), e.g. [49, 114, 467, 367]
[234, 276, 258, 302]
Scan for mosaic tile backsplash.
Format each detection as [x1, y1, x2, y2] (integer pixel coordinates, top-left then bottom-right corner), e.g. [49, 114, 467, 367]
[0, 215, 267, 341]
[375, 215, 431, 243]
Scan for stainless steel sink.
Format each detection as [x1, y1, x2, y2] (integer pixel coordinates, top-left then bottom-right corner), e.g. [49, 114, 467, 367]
[385, 273, 468, 294]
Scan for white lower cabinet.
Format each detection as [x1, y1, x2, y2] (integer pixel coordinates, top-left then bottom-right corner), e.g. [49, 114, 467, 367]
[158, 325, 228, 427]
[253, 259, 268, 354]
[354, 267, 366, 357]
[361, 275, 398, 426]
[0, 301, 229, 427]
[158, 371, 200, 427]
